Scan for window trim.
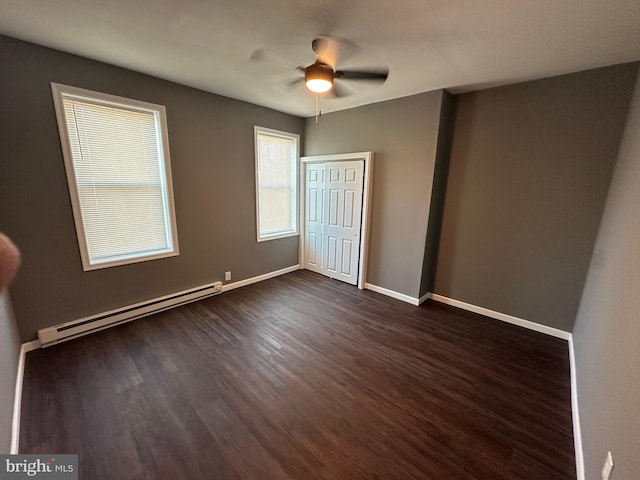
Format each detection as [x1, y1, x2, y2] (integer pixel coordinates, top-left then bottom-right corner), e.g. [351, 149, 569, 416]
[51, 82, 179, 271]
[254, 126, 300, 242]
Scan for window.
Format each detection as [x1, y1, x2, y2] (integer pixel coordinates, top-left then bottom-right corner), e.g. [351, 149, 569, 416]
[254, 126, 299, 241]
[51, 83, 179, 271]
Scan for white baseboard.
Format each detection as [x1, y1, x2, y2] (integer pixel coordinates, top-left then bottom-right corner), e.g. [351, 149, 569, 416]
[418, 292, 432, 305]
[10, 340, 37, 454]
[569, 336, 585, 480]
[429, 294, 571, 340]
[222, 265, 301, 293]
[364, 283, 420, 306]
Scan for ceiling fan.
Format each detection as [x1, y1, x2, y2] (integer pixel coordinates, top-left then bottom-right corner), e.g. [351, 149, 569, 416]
[253, 37, 389, 98]
[297, 37, 389, 97]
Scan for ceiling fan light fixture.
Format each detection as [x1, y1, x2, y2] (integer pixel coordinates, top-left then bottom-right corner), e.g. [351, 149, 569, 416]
[306, 78, 332, 93]
[305, 63, 333, 93]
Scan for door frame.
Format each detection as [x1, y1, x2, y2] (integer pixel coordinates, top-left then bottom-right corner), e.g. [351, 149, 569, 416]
[299, 151, 374, 290]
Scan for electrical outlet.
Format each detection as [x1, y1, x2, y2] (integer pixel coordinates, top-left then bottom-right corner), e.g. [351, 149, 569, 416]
[224, 271, 231, 281]
[602, 451, 614, 480]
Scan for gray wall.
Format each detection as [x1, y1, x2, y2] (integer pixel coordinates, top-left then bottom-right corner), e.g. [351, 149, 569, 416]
[573, 69, 640, 480]
[0, 36, 304, 341]
[0, 291, 21, 453]
[434, 64, 637, 331]
[304, 91, 446, 299]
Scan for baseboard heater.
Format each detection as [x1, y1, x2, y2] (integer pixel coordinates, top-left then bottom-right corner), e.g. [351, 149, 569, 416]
[38, 281, 223, 347]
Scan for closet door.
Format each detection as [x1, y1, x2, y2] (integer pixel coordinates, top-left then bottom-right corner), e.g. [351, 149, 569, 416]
[304, 163, 325, 276]
[304, 160, 364, 285]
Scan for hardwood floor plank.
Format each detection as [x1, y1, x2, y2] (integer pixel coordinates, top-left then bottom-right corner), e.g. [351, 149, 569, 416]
[20, 270, 575, 479]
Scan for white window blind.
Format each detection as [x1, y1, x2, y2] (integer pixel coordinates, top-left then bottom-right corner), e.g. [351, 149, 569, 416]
[254, 127, 299, 241]
[52, 83, 179, 270]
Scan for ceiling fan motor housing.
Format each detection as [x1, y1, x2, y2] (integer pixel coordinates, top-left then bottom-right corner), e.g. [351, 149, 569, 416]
[305, 63, 334, 85]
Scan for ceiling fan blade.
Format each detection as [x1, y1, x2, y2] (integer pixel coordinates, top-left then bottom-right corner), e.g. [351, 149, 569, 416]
[311, 37, 329, 53]
[287, 77, 305, 88]
[330, 81, 351, 98]
[312, 37, 338, 69]
[334, 68, 389, 82]
[249, 48, 267, 62]
[250, 47, 301, 68]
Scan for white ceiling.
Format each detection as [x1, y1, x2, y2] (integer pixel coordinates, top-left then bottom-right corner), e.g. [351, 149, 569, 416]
[1, 0, 639, 117]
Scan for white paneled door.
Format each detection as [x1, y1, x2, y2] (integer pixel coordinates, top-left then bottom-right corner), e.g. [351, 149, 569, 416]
[304, 160, 364, 285]
[305, 162, 325, 274]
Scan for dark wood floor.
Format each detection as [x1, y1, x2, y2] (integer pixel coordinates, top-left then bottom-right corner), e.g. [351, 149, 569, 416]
[20, 270, 575, 479]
